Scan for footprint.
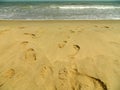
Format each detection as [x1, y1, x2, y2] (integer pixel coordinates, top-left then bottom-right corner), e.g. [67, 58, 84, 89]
[58, 68, 68, 80]
[63, 41, 67, 43]
[55, 67, 70, 90]
[58, 41, 68, 48]
[58, 43, 65, 48]
[0, 69, 15, 87]
[0, 30, 9, 35]
[73, 45, 80, 51]
[94, 25, 98, 27]
[69, 45, 80, 57]
[0, 83, 4, 87]
[39, 65, 53, 79]
[21, 41, 29, 46]
[25, 48, 36, 63]
[18, 26, 25, 29]
[20, 41, 29, 50]
[3, 69, 15, 78]
[69, 30, 75, 33]
[104, 26, 110, 29]
[24, 33, 36, 38]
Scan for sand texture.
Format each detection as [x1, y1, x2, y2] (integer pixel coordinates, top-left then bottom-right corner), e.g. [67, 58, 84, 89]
[0, 20, 120, 90]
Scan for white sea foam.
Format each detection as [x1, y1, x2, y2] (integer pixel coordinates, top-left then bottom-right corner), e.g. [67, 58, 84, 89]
[58, 5, 120, 9]
[0, 2, 120, 20]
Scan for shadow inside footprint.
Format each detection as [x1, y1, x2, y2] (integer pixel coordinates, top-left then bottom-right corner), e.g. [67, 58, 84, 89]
[90, 76, 108, 90]
[24, 33, 36, 38]
[104, 26, 110, 29]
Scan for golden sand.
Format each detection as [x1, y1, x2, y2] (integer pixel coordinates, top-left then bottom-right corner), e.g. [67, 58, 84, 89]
[0, 20, 120, 90]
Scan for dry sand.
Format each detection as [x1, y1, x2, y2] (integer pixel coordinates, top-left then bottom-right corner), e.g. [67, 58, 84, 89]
[0, 20, 120, 90]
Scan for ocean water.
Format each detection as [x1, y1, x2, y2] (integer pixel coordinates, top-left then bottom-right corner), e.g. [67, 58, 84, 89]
[0, 1, 120, 20]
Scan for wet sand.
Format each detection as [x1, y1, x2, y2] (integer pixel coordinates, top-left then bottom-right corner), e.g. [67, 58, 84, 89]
[0, 20, 120, 90]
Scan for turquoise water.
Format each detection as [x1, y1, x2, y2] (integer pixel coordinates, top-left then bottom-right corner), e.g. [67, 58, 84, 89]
[0, 1, 120, 20]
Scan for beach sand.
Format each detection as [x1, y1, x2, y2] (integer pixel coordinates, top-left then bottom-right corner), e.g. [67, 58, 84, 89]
[0, 20, 120, 90]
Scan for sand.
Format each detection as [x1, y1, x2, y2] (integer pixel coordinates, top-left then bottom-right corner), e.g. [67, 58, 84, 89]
[0, 20, 120, 90]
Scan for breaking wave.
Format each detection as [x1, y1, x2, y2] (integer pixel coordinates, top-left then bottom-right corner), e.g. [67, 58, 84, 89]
[0, 2, 120, 20]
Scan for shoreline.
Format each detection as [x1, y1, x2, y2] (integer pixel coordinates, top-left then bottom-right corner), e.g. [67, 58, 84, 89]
[0, 20, 120, 24]
[0, 19, 120, 21]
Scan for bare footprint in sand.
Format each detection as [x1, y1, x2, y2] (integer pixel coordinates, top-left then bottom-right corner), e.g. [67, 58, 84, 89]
[69, 45, 80, 57]
[20, 41, 29, 46]
[104, 26, 110, 29]
[39, 65, 53, 78]
[0, 30, 10, 35]
[24, 33, 36, 38]
[24, 48, 36, 63]
[0, 69, 15, 87]
[73, 45, 80, 51]
[3, 69, 15, 78]
[58, 68, 68, 80]
[69, 30, 75, 33]
[58, 41, 68, 48]
[19, 27, 25, 29]
[94, 25, 98, 27]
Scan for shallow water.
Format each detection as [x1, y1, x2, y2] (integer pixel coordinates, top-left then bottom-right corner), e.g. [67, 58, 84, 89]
[0, 1, 120, 20]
